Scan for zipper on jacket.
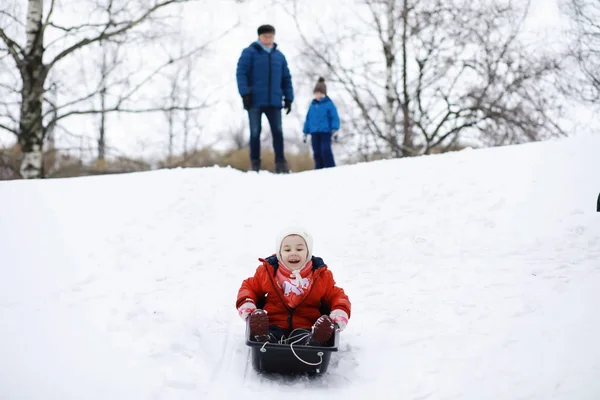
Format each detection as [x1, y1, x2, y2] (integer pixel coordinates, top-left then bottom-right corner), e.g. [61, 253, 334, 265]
[268, 52, 272, 105]
[288, 308, 295, 331]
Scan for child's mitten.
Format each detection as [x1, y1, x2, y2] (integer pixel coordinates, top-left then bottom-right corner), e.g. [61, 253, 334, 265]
[330, 309, 349, 331]
[238, 301, 257, 321]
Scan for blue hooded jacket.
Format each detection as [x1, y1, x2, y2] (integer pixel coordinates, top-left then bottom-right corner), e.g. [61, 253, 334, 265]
[303, 96, 340, 134]
[236, 42, 294, 108]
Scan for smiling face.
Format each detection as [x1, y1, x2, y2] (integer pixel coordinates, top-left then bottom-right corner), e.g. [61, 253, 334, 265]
[279, 234, 308, 270]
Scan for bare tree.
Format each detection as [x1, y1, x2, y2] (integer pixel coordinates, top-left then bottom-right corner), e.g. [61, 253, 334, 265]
[161, 51, 209, 164]
[0, 2, 22, 148]
[0, 0, 238, 179]
[290, 0, 565, 160]
[561, 0, 600, 105]
[181, 57, 195, 158]
[95, 38, 123, 167]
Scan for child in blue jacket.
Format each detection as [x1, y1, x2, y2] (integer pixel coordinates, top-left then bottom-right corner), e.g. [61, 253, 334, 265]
[302, 77, 340, 169]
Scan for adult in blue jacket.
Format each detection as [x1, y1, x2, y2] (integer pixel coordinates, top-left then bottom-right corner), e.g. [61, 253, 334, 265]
[236, 24, 294, 173]
[303, 77, 340, 169]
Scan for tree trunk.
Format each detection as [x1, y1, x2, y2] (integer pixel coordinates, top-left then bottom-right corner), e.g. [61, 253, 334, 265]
[97, 103, 106, 169]
[167, 69, 178, 165]
[168, 109, 174, 164]
[183, 60, 192, 158]
[19, 0, 47, 179]
[97, 41, 108, 169]
[98, 108, 106, 165]
[384, 1, 398, 156]
[401, 0, 413, 156]
[45, 84, 58, 173]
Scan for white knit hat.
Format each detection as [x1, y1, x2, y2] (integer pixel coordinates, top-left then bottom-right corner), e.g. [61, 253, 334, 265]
[275, 226, 313, 262]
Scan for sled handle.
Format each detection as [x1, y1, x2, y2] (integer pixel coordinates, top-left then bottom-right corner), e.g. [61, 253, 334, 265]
[289, 333, 324, 366]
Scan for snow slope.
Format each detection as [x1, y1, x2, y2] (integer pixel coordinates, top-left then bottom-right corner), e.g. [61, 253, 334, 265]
[1, 134, 599, 400]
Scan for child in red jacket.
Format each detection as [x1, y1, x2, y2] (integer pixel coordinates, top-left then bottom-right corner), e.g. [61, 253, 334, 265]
[236, 227, 351, 345]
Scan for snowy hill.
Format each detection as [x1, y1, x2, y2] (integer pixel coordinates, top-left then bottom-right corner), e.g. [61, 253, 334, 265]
[1, 135, 600, 400]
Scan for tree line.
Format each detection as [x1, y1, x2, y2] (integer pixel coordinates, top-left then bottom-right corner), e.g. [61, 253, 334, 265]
[0, 0, 598, 179]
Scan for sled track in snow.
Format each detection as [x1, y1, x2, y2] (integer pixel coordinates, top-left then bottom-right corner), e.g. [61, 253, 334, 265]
[204, 317, 257, 398]
[241, 348, 253, 385]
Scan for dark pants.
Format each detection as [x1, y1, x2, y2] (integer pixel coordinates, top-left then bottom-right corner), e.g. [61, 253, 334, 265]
[310, 132, 335, 169]
[253, 325, 315, 345]
[267, 325, 305, 341]
[248, 107, 285, 163]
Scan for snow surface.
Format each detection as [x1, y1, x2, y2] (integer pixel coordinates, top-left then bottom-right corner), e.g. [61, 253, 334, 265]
[1, 134, 600, 399]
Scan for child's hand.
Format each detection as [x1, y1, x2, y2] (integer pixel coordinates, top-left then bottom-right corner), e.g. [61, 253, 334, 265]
[332, 129, 338, 142]
[330, 309, 349, 331]
[238, 301, 257, 321]
[303, 134, 308, 143]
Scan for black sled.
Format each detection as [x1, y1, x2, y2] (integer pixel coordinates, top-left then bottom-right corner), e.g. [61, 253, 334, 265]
[245, 318, 339, 376]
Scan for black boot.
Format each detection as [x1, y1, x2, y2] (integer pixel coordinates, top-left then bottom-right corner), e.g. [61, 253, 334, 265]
[250, 159, 260, 172]
[275, 160, 289, 174]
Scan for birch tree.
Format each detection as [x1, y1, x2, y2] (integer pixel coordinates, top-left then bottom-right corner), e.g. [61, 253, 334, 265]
[0, 0, 224, 179]
[291, 0, 565, 159]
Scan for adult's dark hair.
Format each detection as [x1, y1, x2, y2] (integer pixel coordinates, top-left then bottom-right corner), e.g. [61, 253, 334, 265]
[257, 24, 275, 35]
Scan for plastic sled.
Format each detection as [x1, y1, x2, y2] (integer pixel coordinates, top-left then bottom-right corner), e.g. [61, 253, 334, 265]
[245, 318, 339, 376]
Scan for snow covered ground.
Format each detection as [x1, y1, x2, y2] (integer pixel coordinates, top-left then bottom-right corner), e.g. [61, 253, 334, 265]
[1, 134, 599, 399]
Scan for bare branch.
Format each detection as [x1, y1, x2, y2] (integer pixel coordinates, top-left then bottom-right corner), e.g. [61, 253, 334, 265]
[0, 26, 23, 70]
[42, 0, 57, 32]
[48, 21, 113, 34]
[0, 10, 25, 28]
[54, 103, 211, 123]
[292, 0, 563, 158]
[0, 122, 17, 136]
[561, 0, 600, 104]
[44, 88, 99, 120]
[0, 81, 20, 93]
[48, 0, 191, 70]
[44, 6, 236, 122]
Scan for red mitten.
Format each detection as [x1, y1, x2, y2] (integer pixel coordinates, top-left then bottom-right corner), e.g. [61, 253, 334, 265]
[330, 309, 349, 331]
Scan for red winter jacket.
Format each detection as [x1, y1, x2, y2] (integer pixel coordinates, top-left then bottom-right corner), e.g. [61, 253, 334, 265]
[236, 255, 351, 331]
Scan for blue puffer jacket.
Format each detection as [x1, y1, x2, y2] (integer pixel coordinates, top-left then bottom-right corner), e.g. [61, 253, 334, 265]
[236, 42, 294, 108]
[303, 96, 340, 134]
